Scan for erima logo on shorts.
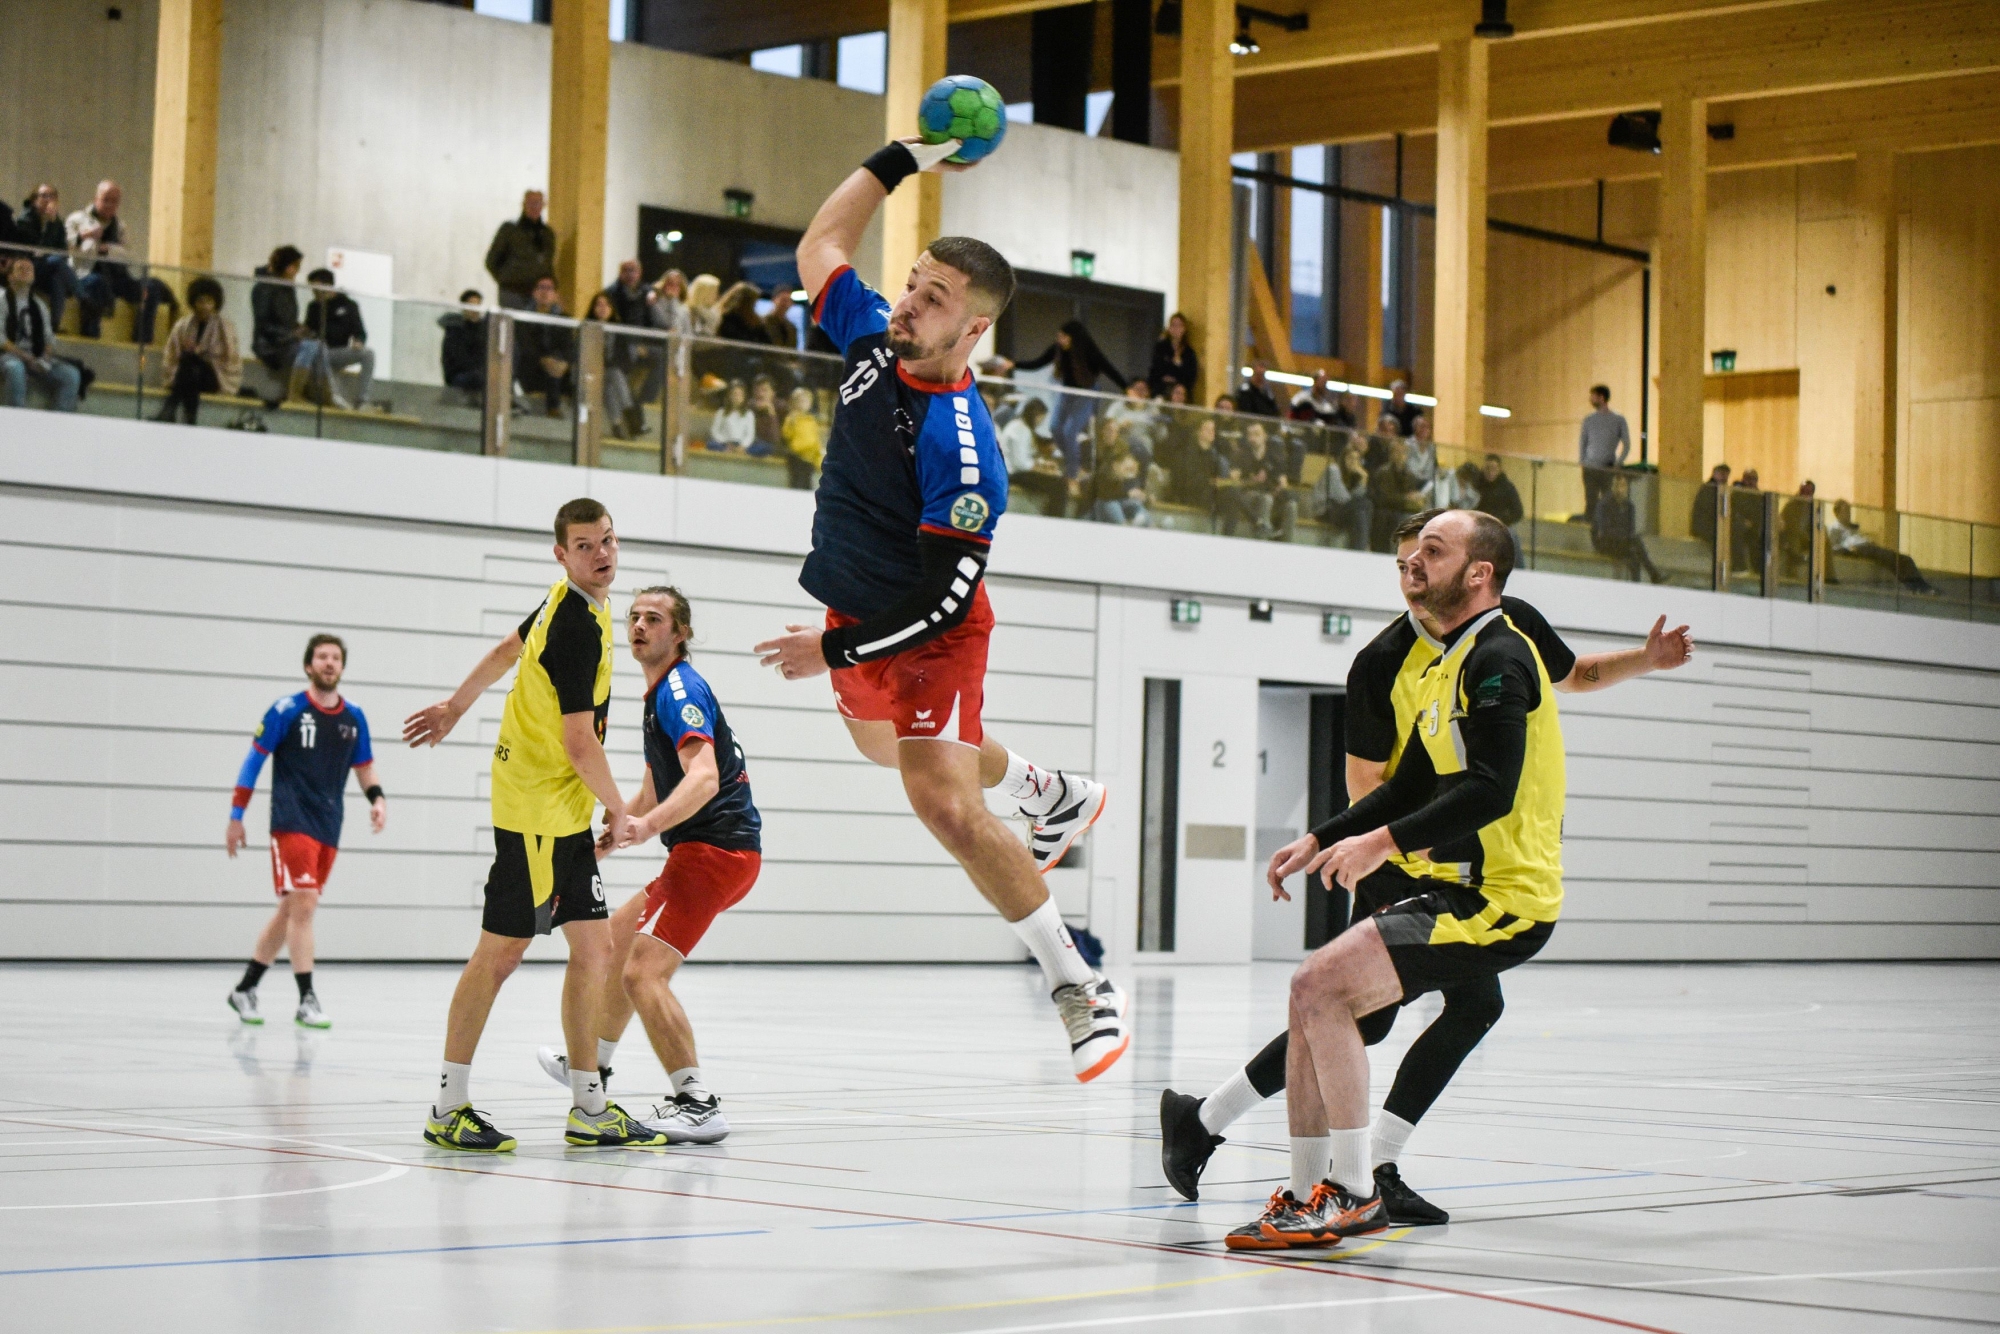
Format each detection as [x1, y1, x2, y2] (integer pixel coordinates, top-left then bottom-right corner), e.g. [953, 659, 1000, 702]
[949, 492, 990, 532]
[680, 703, 707, 729]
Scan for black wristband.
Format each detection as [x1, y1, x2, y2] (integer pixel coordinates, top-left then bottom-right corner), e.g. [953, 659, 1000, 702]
[818, 629, 851, 670]
[364, 785, 385, 803]
[863, 142, 919, 194]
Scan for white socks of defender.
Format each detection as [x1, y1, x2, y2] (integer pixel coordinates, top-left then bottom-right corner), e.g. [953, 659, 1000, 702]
[1009, 898, 1096, 990]
[999, 750, 1065, 819]
[670, 1066, 711, 1102]
[570, 1068, 607, 1115]
[1291, 1127, 1372, 1197]
[1199, 1069, 1263, 1137]
[597, 1038, 619, 1071]
[437, 1060, 472, 1115]
[1289, 1136, 1329, 1199]
[1371, 1110, 1415, 1169]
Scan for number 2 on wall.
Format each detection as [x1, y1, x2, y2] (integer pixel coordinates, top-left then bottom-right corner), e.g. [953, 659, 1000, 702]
[1212, 740, 1226, 768]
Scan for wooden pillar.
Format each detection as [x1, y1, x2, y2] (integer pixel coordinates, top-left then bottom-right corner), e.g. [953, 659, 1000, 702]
[1176, 0, 1235, 404]
[1431, 36, 1490, 447]
[1852, 149, 1899, 511]
[147, 0, 222, 269]
[549, 0, 611, 313]
[1361, 205, 1385, 387]
[882, 0, 947, 292]
[1656, 91, 1709, 482]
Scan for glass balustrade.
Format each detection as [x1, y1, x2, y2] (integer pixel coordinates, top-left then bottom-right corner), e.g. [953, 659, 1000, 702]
[7, 246, 1996, 625]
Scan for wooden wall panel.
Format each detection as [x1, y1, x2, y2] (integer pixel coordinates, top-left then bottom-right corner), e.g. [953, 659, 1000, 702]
[1795, 214, 1859, 499]
[1705, 167, 1799, 373]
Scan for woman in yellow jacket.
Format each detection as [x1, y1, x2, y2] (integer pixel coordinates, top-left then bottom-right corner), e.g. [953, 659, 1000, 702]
[781, 385, 823, 491]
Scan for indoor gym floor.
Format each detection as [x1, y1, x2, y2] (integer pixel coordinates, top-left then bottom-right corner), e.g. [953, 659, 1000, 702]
[1, 958, 1995, 1332]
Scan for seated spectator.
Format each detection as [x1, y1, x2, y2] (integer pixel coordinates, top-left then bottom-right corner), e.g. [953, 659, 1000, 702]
[1090, 422, 1149, 527]
[154, 276, 240, 425]
[762, 285, 801, 350]
[1236, 360, 1280, 417]
[294, 268, 380, 411]
[513, 276, 573, 417]
[1105, 379, 1162, 466]
[1368, 437, 1428, 551]
[1591, 472, 1666, 583]
[1404, 413, 1437, 492]
[438, 289, 487, 396]
[1385, 379, 1420, 435]
[1310, 433, 1371, 551]
[1001, 398, 1066, 515]
[250, 246, 307, 400]
[706, 379, 756, 451]
[781, 385, 822, 490]
[1288, 369, 1343, 425]
[1827, 498, 1938, 595]
[1366, 409, 1402, 471]
[1213, 393, 1236, 413]
[485, 190, 554, 310]
[686, 274, 722, 336]
[648, 268, 692, 336]
[16, 185, 72, 328]
[1731, 467, 1766, 574]
[1147, 312, 1197, 398]
[1330, 391, 1360, 430]
[1170, 414, 1230, 514]
[1163, 379, 1188, 406]
[1690, 463, 1731, 552]
[1778, 480, 1819, 578]
[716, 282, 769, 344]
[1, 254, 82, 412]
[66, 180, 175, 343]
[586, 291, 640, 437]
[1224, 421, 1297, 539]
[747, 375, 783, 455]
[602, 258, 664, 433]
[1473, 454, 1524, 528]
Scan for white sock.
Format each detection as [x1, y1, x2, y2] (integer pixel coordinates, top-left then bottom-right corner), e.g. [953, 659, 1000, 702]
[596, 1038, 619, 1071]
[1000, 750, 1065, 817]
[670, 1066, 710, 1102]
[1198, 1068, 1264, 1136]
[1328, 1126, 1371, 1195]
[569, 1067, 607, 1115]
[436, 1060, 471, 1115]
[1372, 1110, 1415, 1168]
[1289, 1135, 1331, 1199]
[1009, 898, 1096, 990]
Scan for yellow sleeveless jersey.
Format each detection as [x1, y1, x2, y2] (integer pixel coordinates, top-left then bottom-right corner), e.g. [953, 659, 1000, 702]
[491, 580, 613, 837]
[1407, 606, 1566, 923]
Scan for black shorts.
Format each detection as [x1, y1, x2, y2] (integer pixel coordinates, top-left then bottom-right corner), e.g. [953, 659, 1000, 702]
[482, 827, 607, 938]
[1369, 881, 1554, 1001]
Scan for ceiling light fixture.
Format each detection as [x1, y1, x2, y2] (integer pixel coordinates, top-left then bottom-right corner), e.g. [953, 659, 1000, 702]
[1229, 6, 1307, 56]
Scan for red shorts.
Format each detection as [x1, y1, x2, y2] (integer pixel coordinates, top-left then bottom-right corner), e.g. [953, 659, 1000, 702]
[636, 842, 761, 958]
[827, 588, 993, 747]
[270, 832, 337, 894]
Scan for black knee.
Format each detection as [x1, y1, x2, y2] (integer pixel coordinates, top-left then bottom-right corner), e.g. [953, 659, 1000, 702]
[1442, 978, 1504, 1035]
[1244, 1031, 1289, 1098]
[1357, 1005, 1397, 1047]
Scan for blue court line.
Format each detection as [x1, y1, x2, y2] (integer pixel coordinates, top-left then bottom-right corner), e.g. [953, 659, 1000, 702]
[0, 1227, 770, 1279]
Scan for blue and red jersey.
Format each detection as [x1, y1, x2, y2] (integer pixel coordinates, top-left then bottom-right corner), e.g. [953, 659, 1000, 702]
[801, 265, 1009, 619]
[231, 691, 373, 848]
[642, 658, 761, 853]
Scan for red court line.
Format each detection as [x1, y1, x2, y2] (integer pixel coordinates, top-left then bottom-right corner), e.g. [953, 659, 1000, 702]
[3, 1116, 1683, 1332]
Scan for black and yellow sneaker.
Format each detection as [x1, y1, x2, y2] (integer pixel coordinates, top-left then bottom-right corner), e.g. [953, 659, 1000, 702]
[565, 1100, 671, 1147]
[423, 1104, 517, 1152]
[1374, 1162, 1449, 1225]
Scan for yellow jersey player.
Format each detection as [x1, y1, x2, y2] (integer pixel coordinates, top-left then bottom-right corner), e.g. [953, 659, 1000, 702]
[402, 497, 666, 1152]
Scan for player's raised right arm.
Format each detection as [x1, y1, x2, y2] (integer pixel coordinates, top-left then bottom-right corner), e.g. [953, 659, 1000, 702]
[797, 140, 966, 299]
[402, 630, 522, 748]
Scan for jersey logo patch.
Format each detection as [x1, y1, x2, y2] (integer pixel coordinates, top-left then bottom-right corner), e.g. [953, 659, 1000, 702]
[680, 703, 707, 729]
[948, 492, 990, 532]
[1472, 673, 1506, 708]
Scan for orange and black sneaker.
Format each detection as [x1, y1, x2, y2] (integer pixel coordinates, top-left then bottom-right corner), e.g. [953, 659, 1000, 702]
[1316, 1180, 1389, 1239]
[1224, 1187, 1338, 1251]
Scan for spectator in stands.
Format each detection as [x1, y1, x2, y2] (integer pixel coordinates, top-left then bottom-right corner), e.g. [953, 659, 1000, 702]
[1592, 472, 1666, 583]
[1000, 397, 1065, 515]
[647, 268, 692, 336]
[1236, 360, 1280, 417]
[1368, 437, 1428, 551]
[250, 246, 307, 399]
[16, 185, 70, 328]
[1731, 467, 1765, 574]
[66, 180, 175, 343]
[154, 276, 240, 425]
[585, 291, 640, 438]
[1224, 421, 1296, 539]
[1366, 408, 1402, 470]
[1213, 393, 1236, 413]
[706, 379, 756, 451]
[747, 374, 783, 454]
[1090, 419, 1150, 526]
[1385, 379, 1421, 435]
[686, 274, 722, 336]
[1163, 379, 1188, 406]
[781, 385, 822, 490]
[1105, 379, 1162, 464]
[1147, 312, 1197, 398]
[1578, 383, 1631, 524]
[514, 275, 573, 417]
[1002, 320, 1128, 487]
[603, 258, 663, 432]
[1473, 454, 1524, 528]
[1404, 413, 1437, 494]
[1172, 415, 1230, 516]
[762, 285, 801, 350]
[1778, 480, 1819, 578]
[1309, 432, 1371, 551]
[1690, 462, 1731, 552]
[1827, 498, 1939, 596]
[1331, 391, 1360, 430]
[297, 268, 379, 411]
[2, 254, 81, 412]
[716, 282, 768, 343]
[485, 190, 555, 310]
[438, 289, 487, 397]
[1288, 369, 1342, 425]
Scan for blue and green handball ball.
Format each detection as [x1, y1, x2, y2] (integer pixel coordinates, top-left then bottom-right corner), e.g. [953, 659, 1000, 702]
[919, 74, 1007, 164]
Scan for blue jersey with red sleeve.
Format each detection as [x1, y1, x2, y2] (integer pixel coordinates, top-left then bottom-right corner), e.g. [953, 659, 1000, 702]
[231, 692, 373, 847]
[800, 265, 1008, 619]
[642, 658, 761, 853]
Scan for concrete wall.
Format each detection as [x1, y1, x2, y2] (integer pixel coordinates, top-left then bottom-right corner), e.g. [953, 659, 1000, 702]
[3, 405, 1997, 965]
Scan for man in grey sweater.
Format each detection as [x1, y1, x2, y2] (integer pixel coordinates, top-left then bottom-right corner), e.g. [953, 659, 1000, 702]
[1578, 383, 1630, 523]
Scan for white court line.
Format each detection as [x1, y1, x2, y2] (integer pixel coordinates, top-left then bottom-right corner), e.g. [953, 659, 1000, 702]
[945, 1265, 2000, 1334]
[0, 1121, 407, 1210]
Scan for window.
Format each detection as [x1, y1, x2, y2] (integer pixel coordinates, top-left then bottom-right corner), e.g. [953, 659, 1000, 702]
[1289, 146, 1338, 358]
[1085, 90, 1114, 136]
[836, 31, 886, 94]
[750, 45, 804, 77]
[471, 0, 627, 39]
